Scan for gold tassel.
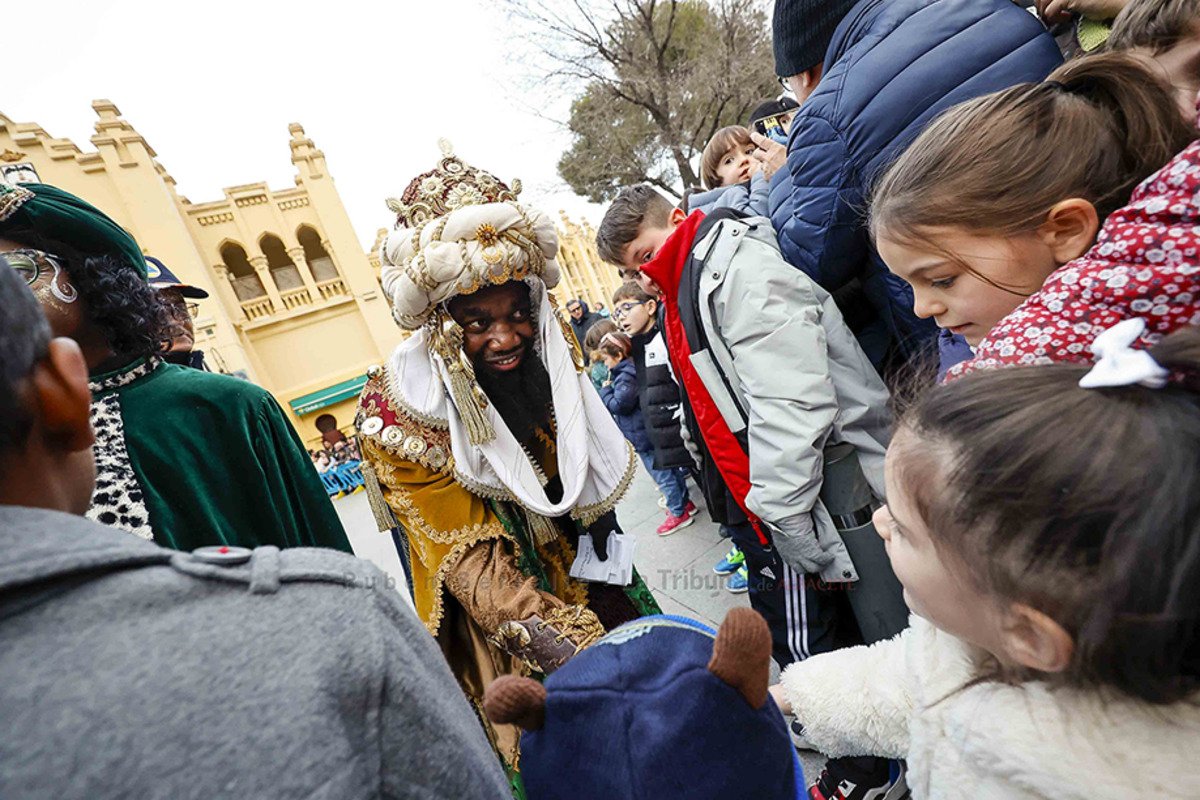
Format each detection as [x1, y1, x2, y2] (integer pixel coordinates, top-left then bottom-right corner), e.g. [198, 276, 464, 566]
[446, 363, 495, 445]
[431, 314, 495, 446]
[525, 510, 559, 547]
[359, 452, 395, 533]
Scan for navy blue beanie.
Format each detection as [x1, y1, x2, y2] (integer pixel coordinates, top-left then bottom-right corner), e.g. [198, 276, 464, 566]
[508, 613, 804, 800]
[773, 0, 860, 77]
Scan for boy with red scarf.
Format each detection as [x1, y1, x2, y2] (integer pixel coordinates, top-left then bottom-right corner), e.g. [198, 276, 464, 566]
[597, 186, 910, 797]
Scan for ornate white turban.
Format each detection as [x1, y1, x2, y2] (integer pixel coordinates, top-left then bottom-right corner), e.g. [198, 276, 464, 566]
[371, 141, 635, 529]
[380, 139, 562, 330]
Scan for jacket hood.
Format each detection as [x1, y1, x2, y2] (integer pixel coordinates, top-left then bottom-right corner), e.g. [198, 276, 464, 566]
[685, 186, 728, 215]
[609, 359, 635, 378]
[570, 300, 601, 330]
[640, 210, 708, 303]
[0, 505, 167, 593]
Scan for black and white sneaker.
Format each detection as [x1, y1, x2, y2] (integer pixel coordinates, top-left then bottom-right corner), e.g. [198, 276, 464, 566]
[808, 758, 908, 800]
[790, 720, 816, 752]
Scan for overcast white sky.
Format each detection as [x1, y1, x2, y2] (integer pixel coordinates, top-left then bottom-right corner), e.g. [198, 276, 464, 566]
[6, 0, 607, 251]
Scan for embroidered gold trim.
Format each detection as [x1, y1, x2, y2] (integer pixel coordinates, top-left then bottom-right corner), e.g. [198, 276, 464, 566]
[361, 453, 489, 551]
[571, 441, 638, 528]
[381, 358, 451, 430]
[359, 394, 455, 476]
[423, 523, 517, 636]
[452, 466, 516, 503]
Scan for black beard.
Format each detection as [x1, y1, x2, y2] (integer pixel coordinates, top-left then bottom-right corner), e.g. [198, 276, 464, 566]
[473, 339, 553, 442]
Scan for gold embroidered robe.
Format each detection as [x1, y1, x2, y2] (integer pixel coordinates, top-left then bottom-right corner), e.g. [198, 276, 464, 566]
[355, 370, 657, 769]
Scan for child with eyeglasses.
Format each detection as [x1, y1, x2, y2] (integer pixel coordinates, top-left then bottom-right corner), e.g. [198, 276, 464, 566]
[609, 282, 697, 537]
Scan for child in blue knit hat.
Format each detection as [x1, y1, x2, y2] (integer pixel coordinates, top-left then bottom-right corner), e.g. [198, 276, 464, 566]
[484, 608, 804, 799]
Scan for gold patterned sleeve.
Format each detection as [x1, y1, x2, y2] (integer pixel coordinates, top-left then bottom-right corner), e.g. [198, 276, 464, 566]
[361, 435, 568, 638]
[444, 536, 568, 633]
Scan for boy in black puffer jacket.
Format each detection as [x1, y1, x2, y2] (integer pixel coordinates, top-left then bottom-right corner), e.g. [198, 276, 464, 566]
[597, 329, 695, 536]
[612, 284, 698, 529]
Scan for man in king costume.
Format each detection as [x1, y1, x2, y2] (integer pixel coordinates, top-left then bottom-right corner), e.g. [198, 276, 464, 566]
[355, 142, 659, 780]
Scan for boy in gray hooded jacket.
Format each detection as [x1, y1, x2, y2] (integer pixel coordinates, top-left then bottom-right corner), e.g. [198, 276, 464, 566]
[598, 185, 911, 797]
[597, 186, 908, 659]
[0, 262, 510, 799]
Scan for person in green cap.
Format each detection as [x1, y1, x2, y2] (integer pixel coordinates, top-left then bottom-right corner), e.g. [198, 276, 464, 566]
[0, 182, 351, 553]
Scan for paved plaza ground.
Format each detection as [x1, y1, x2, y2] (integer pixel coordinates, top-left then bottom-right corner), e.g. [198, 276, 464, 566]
[334, 465, 825, 786]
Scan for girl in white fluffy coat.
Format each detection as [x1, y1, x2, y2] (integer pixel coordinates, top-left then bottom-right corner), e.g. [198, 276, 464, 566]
[771, 324, 1200, 799]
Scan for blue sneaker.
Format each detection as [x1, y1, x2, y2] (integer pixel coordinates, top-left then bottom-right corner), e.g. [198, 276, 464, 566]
[726, 565, 749, 594]
[713, 545, 744, 575]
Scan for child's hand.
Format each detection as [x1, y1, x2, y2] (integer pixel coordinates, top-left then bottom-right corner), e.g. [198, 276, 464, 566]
[1036, 0, 1127, 24]
[750, 132, 787, 180]
[768, 683, 793, 715]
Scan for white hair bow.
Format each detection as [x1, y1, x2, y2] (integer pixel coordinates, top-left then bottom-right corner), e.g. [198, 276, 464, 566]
[1078, 318, 1169, 390]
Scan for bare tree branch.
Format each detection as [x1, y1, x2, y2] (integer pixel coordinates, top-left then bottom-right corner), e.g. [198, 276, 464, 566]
[504, 0, 777, 202]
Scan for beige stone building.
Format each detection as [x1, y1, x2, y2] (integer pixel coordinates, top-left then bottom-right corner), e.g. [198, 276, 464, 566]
[552, 213, 625, 313]
[0, 100, 620, 446]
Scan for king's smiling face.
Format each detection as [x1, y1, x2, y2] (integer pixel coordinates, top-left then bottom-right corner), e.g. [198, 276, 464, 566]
[447, 281, 535, 375]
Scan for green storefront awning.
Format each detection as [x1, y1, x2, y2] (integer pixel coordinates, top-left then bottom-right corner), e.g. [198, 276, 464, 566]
[289, 374, 368, 416]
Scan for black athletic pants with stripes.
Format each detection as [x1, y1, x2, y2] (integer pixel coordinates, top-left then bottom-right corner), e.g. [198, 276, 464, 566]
[726, 521, 860, 667]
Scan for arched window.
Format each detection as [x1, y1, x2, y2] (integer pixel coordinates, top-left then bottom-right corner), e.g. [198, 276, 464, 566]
[220, 241, 266, 301]
[298, 225, 339, 281]
[260, 233, 303, 291]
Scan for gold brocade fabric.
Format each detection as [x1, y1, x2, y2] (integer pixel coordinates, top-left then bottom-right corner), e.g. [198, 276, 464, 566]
[356, 376, 602, 770]
[360, 437, 588, 638]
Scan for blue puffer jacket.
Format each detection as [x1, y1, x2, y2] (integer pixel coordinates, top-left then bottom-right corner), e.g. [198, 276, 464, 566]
[687, 172, 771, 217]
[770, 0, 1062, 361]
[599, 359, 652, 454]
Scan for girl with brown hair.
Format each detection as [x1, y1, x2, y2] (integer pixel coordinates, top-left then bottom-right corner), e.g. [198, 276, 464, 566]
[597, 330, 696, 536]
[771, 324, 1200, 797]
[869, 51, 1196, 376]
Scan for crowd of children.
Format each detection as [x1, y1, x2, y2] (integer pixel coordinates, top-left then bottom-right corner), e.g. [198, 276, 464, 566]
[575, 0, 1200, 797]
[5, 0, 1200, 798]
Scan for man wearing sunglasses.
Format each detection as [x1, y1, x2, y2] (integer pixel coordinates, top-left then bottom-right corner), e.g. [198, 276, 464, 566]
[147, 255, 210, 371]
[0, 182, 350, 554]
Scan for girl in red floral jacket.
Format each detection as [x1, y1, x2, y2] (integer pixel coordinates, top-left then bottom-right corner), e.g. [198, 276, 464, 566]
[867, 51, 1196, 377]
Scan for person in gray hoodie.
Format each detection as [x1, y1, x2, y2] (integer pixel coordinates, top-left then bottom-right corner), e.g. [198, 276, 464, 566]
[0, 262, 511, 799]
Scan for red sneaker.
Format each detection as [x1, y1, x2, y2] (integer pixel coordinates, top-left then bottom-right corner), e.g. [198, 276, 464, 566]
[656, 511, 694, 536]
[684, 500, 697, 517]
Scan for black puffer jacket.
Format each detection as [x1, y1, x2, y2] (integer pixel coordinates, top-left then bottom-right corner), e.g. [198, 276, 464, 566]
[630, 324, 691, 470]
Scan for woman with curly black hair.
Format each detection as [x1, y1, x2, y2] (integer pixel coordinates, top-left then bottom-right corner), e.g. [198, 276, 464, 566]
[0, 225, 174, 369]
[0, 182, 350, 554]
